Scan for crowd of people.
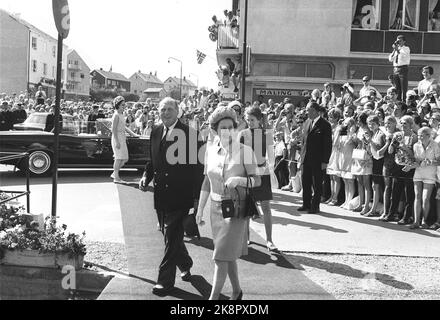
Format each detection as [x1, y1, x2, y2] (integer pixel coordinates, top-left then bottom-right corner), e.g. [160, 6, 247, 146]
[230, 67, 440, 233]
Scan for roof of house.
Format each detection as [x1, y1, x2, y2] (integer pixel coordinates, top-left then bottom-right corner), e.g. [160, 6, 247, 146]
[66, 49, 91, 71]
[2, 9, 58, 43]
[144, 88, 165, 93]
[165, 77, 197, 88]
[137, 72, 163, 85]
[92, 69, 130, 82]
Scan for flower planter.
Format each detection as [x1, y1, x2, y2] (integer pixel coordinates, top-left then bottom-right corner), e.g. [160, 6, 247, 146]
[0, 249, 84, 270]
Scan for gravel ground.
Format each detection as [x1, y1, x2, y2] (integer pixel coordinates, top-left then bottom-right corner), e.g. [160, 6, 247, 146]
[80, 241, 440, 300]
[82, 241, 129, 275]
[284, 252, 440, 300]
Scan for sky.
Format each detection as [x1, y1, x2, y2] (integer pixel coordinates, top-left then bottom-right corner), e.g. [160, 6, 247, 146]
[1, 0, 231, 88]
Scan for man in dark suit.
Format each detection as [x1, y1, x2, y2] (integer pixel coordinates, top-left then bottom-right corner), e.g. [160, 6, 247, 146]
[139, 97, 204, 296]
[298, 102, 332, 214]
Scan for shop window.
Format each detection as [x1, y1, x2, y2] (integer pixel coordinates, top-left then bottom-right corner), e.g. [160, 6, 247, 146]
[306, 64, 333, 79]
[253, 62, 279, 76]
[352, 0, 381, 29]
[348, 65, 373, 80]
[279, 63, 306, 77]
[428, 0, 440, 31]
[390, 0, 420, 31]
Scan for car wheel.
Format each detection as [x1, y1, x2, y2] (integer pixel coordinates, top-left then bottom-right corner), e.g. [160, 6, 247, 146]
[28, 151, 52, 175]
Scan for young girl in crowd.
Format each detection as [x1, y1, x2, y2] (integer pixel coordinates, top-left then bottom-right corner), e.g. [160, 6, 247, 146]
[379, 116, 398, 221]
[326, 108, 343, 205]
[408, 127, 440, 229]
[240, 106, 278, 252]
[338, 117, 356, 209]
[366, 115, 387, 216]
[383, 115, 417, 224]
[351, 111, 373, 215]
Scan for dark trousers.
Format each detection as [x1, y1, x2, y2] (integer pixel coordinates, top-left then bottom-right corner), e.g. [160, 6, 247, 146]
[389, 166, 415, 220]
[274, 156, 289, 189]
[302, 161, 323, 210]
[157, 209, 193, 288]
[393, 65, 409, 102]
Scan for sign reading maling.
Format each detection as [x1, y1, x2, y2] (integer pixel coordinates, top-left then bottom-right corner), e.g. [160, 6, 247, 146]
[255, 89, 304, 97]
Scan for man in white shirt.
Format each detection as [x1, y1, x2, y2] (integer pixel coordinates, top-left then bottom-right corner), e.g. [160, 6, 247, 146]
[388, 35, 411, 102]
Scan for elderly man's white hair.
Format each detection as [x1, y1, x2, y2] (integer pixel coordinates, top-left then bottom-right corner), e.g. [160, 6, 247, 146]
[159, 97, 179, 111]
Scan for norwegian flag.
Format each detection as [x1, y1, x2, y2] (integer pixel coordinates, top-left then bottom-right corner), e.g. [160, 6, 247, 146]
[196, 50, 206, 64]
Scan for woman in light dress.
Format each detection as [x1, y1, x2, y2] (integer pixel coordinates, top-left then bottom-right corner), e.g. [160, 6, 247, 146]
[196, 106, 260, 300]
[325, 108, 343, 206]
[350, 111, 373, 215]
[338, 117, 356, 209]
[111, 96, 139, 183]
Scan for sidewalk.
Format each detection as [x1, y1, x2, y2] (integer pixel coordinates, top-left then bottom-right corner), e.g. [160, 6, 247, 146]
[250, 190, 440, 258]
[98, 183, 333, 300]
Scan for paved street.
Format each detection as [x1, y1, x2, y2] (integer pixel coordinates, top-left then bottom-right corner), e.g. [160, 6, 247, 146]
[1, 165, 440, 299]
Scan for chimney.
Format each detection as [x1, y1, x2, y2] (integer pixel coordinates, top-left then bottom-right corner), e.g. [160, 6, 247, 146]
[155, 71, 157, 77]
[183, 76, 186, 80]
[150, 72, 152, 75]
[138, 70, 141, 73]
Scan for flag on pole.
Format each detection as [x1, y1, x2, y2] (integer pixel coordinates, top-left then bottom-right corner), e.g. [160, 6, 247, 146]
[196, 50, 206, 64]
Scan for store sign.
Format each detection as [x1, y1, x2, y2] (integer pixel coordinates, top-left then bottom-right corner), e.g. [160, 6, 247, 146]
[253, 88, 308, 104]
[255, 89, 304, 97]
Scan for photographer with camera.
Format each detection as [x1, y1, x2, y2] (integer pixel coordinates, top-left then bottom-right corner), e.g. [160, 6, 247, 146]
[388, 35, 411, 102]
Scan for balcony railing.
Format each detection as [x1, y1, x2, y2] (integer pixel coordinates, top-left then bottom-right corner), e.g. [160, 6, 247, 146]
[217, 25, 239, 49]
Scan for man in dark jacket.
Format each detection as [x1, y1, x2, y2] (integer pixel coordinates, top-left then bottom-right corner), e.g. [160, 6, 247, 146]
[298, 102, 332, 214]
[139, 97, 204, 296]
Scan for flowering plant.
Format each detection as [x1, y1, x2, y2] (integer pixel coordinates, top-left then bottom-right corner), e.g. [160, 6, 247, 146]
[0, 207, 86, 259]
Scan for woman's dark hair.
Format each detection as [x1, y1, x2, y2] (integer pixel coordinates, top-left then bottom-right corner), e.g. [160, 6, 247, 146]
[245, 106, 263, 120]
[357, 111, 370, 126]
[423, 66, 434, 75]
[412, 114, 422, 127]
[375, 107, 385, 120]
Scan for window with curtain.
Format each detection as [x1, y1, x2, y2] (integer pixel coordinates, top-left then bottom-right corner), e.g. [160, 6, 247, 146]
[390, 0, 420, 30]
[428, 0, 440, 31]
[352, 0, 381, 29]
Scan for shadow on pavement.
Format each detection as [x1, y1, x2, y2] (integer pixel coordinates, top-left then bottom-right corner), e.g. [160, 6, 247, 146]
[273, 191, 440, 238]
[268, 215, 348, 233]
[318, 211, 440, 238]
[285, 254, 414, 291]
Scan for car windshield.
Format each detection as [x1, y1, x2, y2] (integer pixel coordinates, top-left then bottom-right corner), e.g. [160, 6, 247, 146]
[24, 113, 47, 125]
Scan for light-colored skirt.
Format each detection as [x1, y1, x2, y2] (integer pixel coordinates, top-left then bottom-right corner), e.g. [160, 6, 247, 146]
[210, 200, 248, 261]
[111, 133, 129, 160]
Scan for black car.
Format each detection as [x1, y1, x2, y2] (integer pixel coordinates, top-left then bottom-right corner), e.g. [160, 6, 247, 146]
[13, 112, 77, 135]
[0, 116, 150, 175]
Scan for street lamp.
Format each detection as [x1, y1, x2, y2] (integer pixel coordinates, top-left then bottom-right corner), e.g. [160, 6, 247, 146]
[188, 73, 199, 88]
[168, 57, 183, 101]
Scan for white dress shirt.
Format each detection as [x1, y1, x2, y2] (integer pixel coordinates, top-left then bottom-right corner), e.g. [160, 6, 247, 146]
[388, 45, 411, 67]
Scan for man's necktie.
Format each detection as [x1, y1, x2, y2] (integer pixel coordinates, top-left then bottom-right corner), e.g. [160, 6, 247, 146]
[160, 126, 169, 149]
[395, 50, 399, 65]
